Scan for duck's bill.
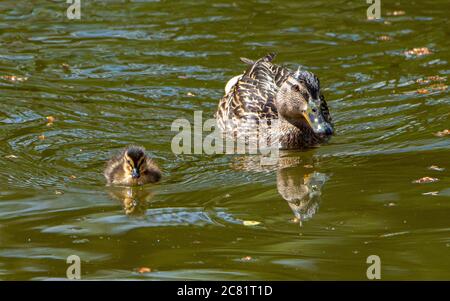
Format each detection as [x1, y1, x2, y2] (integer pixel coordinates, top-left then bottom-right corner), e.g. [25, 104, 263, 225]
[301, 107, 333, 135]
[131, 168, 140, 179]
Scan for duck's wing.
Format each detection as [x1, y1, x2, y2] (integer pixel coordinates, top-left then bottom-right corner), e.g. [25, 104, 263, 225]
[216, 53, 291, 130]
[243, 53, 291, 89]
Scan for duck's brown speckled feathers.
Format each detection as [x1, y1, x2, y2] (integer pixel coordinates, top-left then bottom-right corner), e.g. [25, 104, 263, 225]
[217, 53, 288, 128]
[216, 53, 333, 149]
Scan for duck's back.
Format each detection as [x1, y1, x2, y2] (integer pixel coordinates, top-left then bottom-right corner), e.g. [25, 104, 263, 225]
[216, 53, 292, 132]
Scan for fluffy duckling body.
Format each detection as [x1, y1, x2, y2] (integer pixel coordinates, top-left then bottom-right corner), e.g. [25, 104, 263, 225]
[216, 53, 334, 149]
[104, 146, 161, 186]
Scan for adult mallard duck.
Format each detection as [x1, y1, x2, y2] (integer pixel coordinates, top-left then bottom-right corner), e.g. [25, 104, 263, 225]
[104, 145, 161, 186]
[216, 53, 333, 149]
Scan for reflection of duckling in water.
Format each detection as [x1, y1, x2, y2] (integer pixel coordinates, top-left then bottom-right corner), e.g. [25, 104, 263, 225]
[104, 145, 161, 186]
[108, 187, 153, 216]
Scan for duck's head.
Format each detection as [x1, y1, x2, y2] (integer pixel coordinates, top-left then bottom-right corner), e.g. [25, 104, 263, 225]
[275, 70, 333, 136]
[122, 146, 147, 180]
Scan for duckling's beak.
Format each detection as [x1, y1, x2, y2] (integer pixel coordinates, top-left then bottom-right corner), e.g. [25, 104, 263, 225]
[131, 168, 140, 179]
[302, 99, 333, 135]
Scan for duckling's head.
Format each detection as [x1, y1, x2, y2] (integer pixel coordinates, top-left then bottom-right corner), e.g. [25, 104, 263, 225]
[275, 70, 333, 136]
[123, 146, 147, 179]
[105, 145, 161, 186]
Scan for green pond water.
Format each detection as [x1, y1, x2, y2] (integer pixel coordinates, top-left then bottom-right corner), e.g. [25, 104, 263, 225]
[0, 0, 449, 280]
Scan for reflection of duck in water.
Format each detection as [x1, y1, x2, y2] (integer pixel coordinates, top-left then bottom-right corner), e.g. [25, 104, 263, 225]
[216, 53, 333, 149]
[277, 164, 329, 224]
[231, 155, 329, 224]
[108, 187, 154, 216]
[104, 145, 161, 186]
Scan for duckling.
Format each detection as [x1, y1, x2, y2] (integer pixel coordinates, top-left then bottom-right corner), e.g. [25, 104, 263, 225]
[216, 53, 334, 149]
[104, 145, 161, 186]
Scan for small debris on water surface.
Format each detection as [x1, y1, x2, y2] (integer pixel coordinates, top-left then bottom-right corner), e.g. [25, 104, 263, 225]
[434, 129, 450, 137]
[404, 47, 432, 57]
[137, 267, 151, 273]
[422, 191, 439, 196]
[416, 75, 446, 84]
[242, 220, 261, 226]
[428, 165, 445, 171]
[387, 11, 405, 16]
[412, 177, 439, 184]
[378, 35, 392, 41]
[417, 88, 429, 94]
[1, 75, 28, 82]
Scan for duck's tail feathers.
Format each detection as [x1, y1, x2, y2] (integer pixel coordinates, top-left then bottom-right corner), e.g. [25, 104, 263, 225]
[240, 57, 255, 65]
[240, 52, 277, 65]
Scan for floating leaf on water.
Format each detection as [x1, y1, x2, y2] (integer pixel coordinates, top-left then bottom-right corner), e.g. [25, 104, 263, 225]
[417, 75, 446, 84]
[429, 83, 448, 91]
[412, 177, 439, 184]
[428, 75, 446, 82]
[428, 165, 445, 171]
[243, 220, 261, 226]
[404, 47, 432, 57]
[137, 267, 151, 273]
[1, 75, 28, 82]
[46, 116, 56, 123]
[434, 129, 450, 137]
[61, 63, 70, 71]
[387, 10, 405, 16]
[422, 191, 439, 196]
[46, 116, 56, 126]
[378, 35, 392, 41]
